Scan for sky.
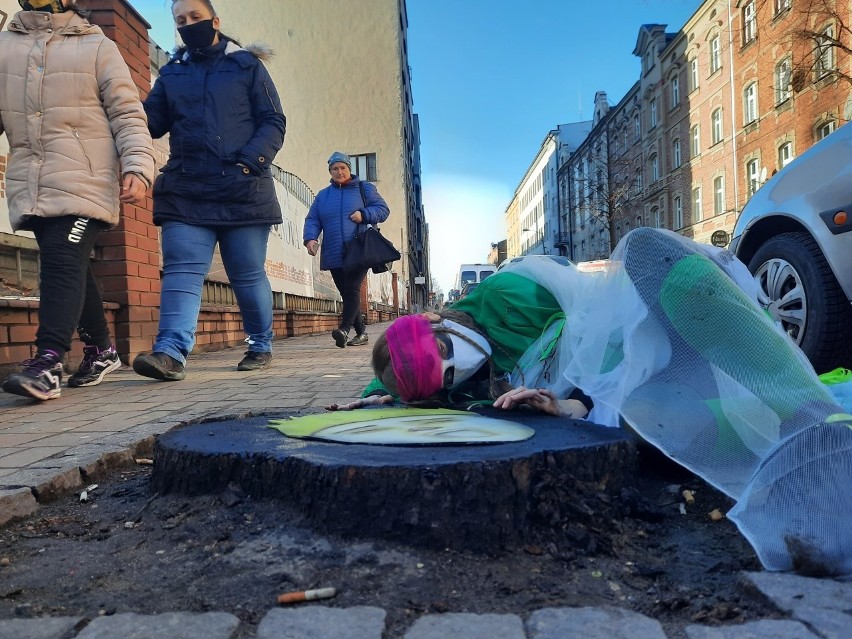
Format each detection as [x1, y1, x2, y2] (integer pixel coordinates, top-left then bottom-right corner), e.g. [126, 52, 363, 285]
[130, 0, 700, 296]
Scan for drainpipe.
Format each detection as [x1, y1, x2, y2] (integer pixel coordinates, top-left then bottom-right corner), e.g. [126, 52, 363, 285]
[727, 0, 740, 214]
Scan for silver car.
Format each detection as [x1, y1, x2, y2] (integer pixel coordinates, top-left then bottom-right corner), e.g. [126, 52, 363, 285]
[729, 124, 852, 373]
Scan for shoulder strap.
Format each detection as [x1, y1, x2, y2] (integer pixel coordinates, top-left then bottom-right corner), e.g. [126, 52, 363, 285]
[359, 181, 367, 209]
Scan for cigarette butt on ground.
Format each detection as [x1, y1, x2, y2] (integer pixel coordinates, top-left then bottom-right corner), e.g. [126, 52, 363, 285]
[277, 587, 337, 604]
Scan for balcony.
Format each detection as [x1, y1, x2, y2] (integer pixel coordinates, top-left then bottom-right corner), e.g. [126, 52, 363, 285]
[553, 233, 572, 247]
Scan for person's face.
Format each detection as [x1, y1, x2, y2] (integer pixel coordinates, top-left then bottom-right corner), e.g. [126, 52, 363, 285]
[172, 0, 220, 32]
[329, 162, 352, 185]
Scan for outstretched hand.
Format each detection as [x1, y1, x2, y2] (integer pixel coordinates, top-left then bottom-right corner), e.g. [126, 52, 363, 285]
[493, 386, 589, 419]
[326, 394, 394, 411]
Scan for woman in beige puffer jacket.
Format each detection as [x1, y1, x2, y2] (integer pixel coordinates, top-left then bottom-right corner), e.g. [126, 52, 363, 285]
[0, 0, 155, 401]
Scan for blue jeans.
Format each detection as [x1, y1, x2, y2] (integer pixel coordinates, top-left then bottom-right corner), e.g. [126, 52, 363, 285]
[153, 222, 274, 364]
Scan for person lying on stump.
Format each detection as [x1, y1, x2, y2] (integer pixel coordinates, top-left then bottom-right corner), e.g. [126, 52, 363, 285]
[328, 226, 852, 579]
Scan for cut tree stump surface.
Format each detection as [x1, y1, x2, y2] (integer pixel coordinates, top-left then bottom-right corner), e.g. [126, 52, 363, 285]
[152, 408, 637, 552]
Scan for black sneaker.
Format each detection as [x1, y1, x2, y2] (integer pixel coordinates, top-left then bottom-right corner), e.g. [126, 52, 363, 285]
[237, 351, 272, 371]
[332, 329, 349, 348]
[2, 351, 63, 400]
[132, 352, 186, 381]
[68, 345, 122, 388]
[347, 333, 369, 346]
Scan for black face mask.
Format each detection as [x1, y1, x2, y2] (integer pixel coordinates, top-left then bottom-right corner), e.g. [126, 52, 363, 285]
[177, 19, 217, 50]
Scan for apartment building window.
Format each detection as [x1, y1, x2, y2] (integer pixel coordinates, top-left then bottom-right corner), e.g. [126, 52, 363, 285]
[650, 153, 659, 182]
[691, 125, 700, 156]
[816, 120, 836, 140]
[636, 168, 643, 195]
[778, 141, 794, 168]
[775, 58, 792, 104]
[710, 35, 721, 74]
[636, 215, 643, 228]
[671, 75, 680, 107]
[634, 113, 641, 139]
[743, 2, 756, 45]
[650, 99, 658, 128]
[693, 186, 703, 222]
[744, 83, 758, 124]
[674, 195, 683, 228]
[746, 159, 760, 197]
[816, 25, 836, 79]
[689, 58, 699, 92]
[673, 138, 682, 168]
[774, 0, 791, 15]
[652, 207, 661, 228]
[711, 108, 723, 144]
[713, 176, 725, 214]
[350, 153, 377, 181]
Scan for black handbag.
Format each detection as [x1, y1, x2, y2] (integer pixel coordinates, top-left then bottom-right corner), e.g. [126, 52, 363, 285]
[343, 225, 401, 273]
[342, 183, 401, 274]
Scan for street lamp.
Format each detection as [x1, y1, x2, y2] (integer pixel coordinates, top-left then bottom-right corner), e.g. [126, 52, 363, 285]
[521, 225, 547, 255]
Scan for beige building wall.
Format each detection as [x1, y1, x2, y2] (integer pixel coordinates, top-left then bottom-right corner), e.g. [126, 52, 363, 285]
[213, 0, 414, 303]
[505, 196, 520, 259]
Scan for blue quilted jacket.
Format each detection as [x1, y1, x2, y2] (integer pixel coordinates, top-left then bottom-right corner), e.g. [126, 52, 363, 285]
[303, 177, 390, 270]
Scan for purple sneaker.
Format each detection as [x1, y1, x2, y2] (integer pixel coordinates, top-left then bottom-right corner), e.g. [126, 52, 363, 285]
[2, 351, 63, 400]
[68, 345, 122, 388]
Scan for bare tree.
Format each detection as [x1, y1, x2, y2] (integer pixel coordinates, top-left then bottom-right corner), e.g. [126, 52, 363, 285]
[768, 0, 852, 90]
[572, 152, 639, 259]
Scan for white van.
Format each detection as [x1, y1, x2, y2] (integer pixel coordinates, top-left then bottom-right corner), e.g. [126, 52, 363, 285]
[455, 263, 496, 293]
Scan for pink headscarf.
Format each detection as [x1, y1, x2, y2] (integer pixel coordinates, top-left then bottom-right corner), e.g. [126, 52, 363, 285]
[385, 315, 443, 402]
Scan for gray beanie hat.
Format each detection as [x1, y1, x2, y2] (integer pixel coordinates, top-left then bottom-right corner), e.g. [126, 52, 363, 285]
[328, 151, 352, 168]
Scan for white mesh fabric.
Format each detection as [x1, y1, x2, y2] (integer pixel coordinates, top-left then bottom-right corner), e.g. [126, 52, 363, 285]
[500, 228, 849, 576]
[729, 420, 852, 575]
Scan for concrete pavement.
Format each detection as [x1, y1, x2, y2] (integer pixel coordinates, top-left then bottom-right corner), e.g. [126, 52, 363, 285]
[1, 325, 851, 638]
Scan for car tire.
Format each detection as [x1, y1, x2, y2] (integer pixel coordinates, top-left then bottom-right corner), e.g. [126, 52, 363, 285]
[748, 231, 852, 374]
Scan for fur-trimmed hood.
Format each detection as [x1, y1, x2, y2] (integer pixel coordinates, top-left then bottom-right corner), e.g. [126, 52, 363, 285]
[174, 38, 275, 64]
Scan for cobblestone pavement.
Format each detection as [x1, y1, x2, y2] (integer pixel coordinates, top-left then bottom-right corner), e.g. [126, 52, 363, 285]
[1, 326, 850, 638]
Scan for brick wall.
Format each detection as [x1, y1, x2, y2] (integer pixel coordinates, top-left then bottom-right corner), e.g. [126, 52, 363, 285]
[0, 299, 119, 376]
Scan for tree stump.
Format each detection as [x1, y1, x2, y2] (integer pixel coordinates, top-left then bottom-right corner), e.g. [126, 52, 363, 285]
[152, 408, 637, 553]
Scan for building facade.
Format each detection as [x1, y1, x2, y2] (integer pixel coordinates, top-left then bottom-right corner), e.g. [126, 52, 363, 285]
[211, 0, 428, 308]
[547, 0, 852, 263]
[563, 93, 614, 261]
[512, 121, 591, 259]
[733, 0, 850, 213]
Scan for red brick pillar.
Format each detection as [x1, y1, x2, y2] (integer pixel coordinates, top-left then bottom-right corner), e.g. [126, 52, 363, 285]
[78, 0, 161, 361]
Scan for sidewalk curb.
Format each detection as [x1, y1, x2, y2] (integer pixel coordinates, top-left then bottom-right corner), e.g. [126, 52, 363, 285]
[0, 407, 321, 529]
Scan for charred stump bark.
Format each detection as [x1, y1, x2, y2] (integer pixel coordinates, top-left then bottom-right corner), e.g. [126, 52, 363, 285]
[151, 409, 637, 553]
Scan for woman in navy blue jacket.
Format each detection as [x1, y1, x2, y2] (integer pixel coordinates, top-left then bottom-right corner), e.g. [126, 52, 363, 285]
[133, 0, 287, 381]
[304, 152, 390, 348]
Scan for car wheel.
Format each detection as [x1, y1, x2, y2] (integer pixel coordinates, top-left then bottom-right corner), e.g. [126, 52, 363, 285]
[748, 231, 852, 373]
